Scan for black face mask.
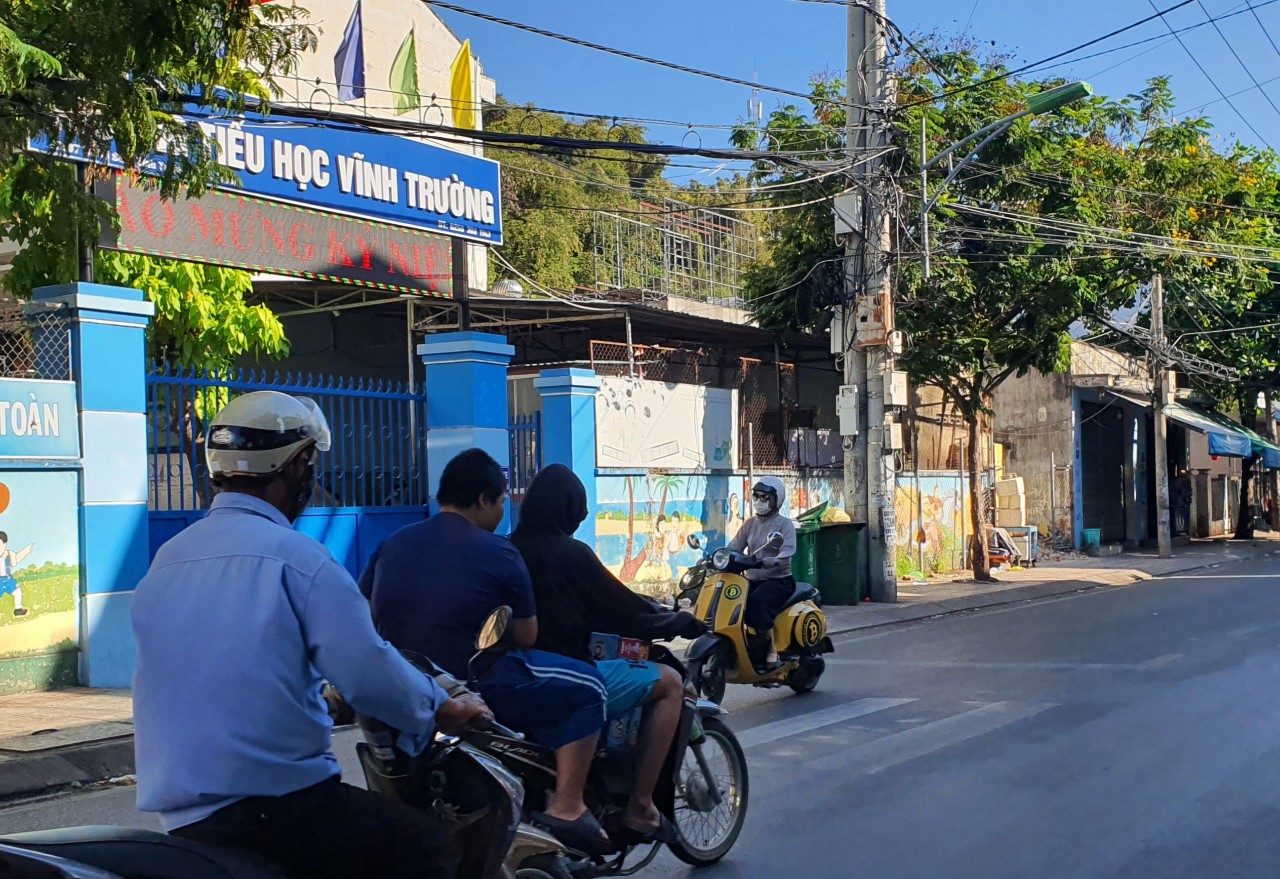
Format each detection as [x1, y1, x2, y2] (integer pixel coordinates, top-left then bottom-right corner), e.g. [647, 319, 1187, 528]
[283, 459, 317, 522]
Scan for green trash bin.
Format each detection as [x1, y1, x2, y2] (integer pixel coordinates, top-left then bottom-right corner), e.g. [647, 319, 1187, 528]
[792, 504, 868, 606]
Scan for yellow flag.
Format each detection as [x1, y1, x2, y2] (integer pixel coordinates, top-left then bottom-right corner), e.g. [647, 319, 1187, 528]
[450, 39, 476, 130]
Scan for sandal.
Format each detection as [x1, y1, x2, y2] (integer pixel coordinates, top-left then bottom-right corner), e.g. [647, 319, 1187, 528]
[531, 810, 616, 857]
[606, 811, 682, 847]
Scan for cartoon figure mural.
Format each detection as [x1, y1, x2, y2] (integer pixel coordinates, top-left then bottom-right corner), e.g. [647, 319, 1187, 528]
[596, 470, 848, 590]
[894, 473, 971, 576]
[0, 471, 83, 693]
[0, 530, 36, 617]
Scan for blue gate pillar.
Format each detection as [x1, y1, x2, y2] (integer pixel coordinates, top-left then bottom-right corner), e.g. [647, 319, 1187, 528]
[34, 283, 154, 688]
[418, 332, 515, 530]
[535, 368, 601, 545]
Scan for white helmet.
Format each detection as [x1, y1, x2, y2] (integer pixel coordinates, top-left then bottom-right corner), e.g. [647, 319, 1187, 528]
[751, 476, 786, 515]
[205, 391, 332, 479]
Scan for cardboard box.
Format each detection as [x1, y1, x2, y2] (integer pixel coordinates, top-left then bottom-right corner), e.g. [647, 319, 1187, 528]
[590, 632, 649, 662]
[589, 633, 620, 662]
[606, 709, 643, 749]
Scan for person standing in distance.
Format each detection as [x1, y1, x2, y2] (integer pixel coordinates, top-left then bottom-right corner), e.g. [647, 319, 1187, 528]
[131, 391, 491, 879]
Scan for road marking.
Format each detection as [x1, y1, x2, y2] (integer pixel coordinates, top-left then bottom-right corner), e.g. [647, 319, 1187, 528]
[1163, 574, 1280, 580]
[804, 700, 1057, 775]
[823, 658, 1155, 672]
[737, 698, 917, 749]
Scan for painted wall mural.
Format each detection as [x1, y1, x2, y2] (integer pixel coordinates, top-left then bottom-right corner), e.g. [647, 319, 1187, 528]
[893, 472, 973, 578]
[0, 471, 82, 693]
[595, 470, 845, 589]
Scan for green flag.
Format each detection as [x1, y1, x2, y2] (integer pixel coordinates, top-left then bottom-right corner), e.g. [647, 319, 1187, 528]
[390, 28, 420, 116]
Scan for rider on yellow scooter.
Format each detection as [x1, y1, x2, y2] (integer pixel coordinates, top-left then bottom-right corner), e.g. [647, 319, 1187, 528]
[728, 477, 797, 671]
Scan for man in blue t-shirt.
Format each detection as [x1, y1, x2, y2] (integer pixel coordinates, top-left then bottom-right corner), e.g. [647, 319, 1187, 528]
[360, 449, 612, 855]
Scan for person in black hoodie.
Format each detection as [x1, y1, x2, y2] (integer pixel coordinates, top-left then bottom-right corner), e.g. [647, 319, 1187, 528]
[511, 464, 704, 844]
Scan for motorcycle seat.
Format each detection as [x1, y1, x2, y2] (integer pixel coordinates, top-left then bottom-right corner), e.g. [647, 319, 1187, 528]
[785, 581, 820, 609]
[0, 825, 288, 879]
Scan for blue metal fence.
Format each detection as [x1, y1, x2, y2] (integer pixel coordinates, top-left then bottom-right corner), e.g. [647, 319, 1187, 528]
[508, 411, 542, 498]
[146, 364, 428, 512]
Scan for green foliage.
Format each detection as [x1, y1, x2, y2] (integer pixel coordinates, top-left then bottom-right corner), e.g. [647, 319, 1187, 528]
[484, 100, 762, 295]
[0, 0, 314, 369]
[96, 252, 287, 369]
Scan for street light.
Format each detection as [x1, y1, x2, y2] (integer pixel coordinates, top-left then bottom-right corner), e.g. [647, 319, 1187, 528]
[920, 81, 1092, 279]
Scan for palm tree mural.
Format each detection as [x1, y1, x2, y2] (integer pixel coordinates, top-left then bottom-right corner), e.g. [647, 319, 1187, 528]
[619, 475, 647, 582]
[652, 473, 684, 519]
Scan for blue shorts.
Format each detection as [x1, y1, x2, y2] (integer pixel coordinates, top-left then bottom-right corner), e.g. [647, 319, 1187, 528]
[0, 576, 16, 597]
[598, 659, 662, 721]
[475, 649, 606, 749]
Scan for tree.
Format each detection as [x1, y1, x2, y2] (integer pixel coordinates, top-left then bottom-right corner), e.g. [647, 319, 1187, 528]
[735, 46, 1276, 578]
[483, 100, 667, 292]
[1, 0, 314, 287]
[1, 1, 314, 498]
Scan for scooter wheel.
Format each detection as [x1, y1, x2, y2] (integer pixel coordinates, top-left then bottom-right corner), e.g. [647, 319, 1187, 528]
[787, 656, 825, 695]
[696, 645, 728, 704]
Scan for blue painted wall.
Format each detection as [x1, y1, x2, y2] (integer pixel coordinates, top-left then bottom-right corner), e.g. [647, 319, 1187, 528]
[148, 506, 427, 580]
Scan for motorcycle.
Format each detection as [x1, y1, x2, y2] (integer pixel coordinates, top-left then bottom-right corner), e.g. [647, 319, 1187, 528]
[366, 605, 750, 875]
[682, 533, 833, 702]
[0, 676, 557, 879]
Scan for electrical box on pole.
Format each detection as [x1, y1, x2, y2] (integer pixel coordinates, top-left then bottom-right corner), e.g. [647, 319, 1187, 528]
[884, 370, 909, 408]
[838, 385, 860, 436]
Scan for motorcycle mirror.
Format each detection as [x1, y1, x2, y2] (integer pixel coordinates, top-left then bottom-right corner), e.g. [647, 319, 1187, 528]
[766, 531, 784, 548]
[687, 534, 701, 550]
[476, 605, 513, 651]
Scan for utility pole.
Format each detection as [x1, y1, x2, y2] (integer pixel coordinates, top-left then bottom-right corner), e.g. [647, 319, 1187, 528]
[842, 0, 898, 601]
[1268, 390, 1279, 531]
[1151, 273, 1172, 559]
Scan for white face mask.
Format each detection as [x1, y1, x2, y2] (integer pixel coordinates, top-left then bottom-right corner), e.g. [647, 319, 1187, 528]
[752, 498, 773, 517]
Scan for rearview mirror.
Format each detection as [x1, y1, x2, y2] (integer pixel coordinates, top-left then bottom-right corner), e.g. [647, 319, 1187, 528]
[766, 531, 784, 549]
[476, 605, 512, 651]
[687, 534, 701, 550]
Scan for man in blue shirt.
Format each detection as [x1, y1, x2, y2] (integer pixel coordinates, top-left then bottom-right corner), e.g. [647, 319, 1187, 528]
[362, 449, 612, 856]
[133, 391, 491, 879]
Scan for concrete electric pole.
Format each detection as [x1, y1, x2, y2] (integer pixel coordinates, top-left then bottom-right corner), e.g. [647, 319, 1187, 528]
[841, 0, 898, 601]
[1151, 273, 1172, 559]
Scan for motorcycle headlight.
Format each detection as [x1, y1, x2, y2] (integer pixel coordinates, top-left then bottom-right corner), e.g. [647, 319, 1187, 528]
[712, 548, 731, 571]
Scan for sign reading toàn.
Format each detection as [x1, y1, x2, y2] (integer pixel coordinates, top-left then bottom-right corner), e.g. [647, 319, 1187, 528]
[97, 174, 455, 298]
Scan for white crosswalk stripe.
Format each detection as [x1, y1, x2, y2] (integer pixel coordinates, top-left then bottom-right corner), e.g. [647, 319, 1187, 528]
[800, 700, 1057, 775]
[737, 697, 917, 749]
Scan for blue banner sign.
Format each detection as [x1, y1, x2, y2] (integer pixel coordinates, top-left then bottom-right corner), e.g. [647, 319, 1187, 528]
[0, 379, 80, 459]
[29, 108, 503, 245]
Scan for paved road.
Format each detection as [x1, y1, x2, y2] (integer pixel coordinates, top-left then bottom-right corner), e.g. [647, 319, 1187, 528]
[5, 554, 1280, 877]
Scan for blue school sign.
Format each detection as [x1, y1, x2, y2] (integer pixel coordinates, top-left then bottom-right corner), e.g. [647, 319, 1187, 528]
[29, 107, 503, 244]
[0, 379, 80, 459]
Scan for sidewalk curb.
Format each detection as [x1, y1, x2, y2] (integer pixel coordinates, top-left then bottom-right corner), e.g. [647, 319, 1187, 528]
[1, 545, 1276, 805]
[0, 738, 134, 801]
[823, 546, 1280, 638]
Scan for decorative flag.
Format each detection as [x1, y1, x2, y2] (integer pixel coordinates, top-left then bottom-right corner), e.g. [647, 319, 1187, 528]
[334, 0, 365, 102]
[390, 28, 420, 116]
[450, 39, 476, 130]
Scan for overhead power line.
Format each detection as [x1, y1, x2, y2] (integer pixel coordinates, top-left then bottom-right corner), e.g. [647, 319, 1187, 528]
[1147, 0, 1272, 146]
[898, 0, 1199, 109]
[178, 99, 827, 169]
[1246, 0, 1280, 65]
[1194, 0, 1280, 127]
[424, 1, 855, 110]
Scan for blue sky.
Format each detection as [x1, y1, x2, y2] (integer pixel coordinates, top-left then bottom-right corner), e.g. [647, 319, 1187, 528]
[436, 0, 1280, 178]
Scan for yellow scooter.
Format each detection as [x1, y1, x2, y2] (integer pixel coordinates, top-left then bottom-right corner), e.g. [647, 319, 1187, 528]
[680, 534, 832, 702]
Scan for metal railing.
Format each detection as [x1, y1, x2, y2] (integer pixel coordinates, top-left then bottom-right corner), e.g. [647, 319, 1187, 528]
[147, 365, 428, 511]
[508, 411, 542, 498]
